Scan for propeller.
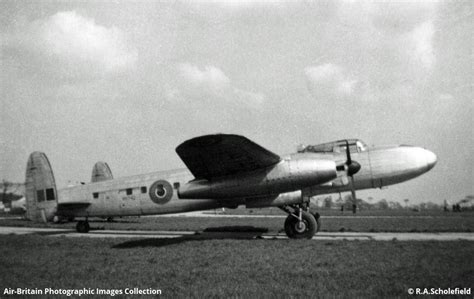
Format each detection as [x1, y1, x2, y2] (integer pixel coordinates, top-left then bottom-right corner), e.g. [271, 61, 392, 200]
[343, 140, 361, 213]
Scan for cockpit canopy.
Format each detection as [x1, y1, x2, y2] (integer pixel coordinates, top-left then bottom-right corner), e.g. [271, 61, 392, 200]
[297, 139, 368, 154]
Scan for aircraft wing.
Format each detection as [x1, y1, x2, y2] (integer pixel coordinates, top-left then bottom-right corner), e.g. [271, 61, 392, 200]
[176, 134, 281, 180]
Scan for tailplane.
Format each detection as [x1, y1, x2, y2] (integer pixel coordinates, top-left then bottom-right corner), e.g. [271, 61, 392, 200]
[25, 152, 58, 222]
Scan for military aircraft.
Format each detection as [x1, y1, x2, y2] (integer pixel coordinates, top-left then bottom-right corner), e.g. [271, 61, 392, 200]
[24, 134, 437, 239]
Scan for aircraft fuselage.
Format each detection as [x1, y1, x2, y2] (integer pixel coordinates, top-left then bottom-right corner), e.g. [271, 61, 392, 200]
[55, 144, 436, 219]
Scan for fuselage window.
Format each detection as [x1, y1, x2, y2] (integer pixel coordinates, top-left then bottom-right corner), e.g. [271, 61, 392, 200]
[36, 190, 45, 202]
[173, 182, 180, 189]
[93, 192, 99, 199]
[350, 144, 358, 153]
[46, 188, 55, 201]
[126, 188, 133, 195]
[141, 186, 147, 193]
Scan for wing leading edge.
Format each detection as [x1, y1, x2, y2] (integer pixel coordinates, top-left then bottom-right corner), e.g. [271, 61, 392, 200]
[176, 134, 281, 180]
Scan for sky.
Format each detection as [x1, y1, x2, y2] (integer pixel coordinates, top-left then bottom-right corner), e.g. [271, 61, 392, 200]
[1, 0, 472, 204]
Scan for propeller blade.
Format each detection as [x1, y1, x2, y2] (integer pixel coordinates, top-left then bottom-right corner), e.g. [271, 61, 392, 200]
[344, 140, 359, 213]
[345, 140, 352, 165]
[350, 176, 357, 202]
[349, 175, 357, 213]
[344, 140, 361, 176]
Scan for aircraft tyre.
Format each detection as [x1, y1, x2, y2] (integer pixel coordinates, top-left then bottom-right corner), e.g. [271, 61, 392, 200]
[76, 221, 90, 233]
[284, 211, 317, 239]
[312, 212, 321, 232]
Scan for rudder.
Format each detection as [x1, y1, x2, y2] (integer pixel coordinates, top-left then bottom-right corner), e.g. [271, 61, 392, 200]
[25, 152, 58, 222]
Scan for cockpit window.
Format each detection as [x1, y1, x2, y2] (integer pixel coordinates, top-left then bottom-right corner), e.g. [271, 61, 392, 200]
[338, 144, 358, 153]
[298, 139, 367, 153]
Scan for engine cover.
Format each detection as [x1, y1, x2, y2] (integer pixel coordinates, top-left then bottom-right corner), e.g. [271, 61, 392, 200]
[178, 157, 337, 199]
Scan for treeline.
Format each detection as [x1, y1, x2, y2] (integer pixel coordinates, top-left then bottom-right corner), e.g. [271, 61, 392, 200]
[311, 195, 473, 211]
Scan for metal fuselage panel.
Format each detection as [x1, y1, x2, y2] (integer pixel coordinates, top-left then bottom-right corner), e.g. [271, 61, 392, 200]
[57, 169, 222, 218]
[178, 156, 336, 199]
[305, 145, 434, 196]
[56, 145, 435, 217]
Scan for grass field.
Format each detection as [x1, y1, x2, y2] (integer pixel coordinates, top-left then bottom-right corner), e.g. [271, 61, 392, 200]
[1, 211, 473, 233]
[0, 235, 473, 297]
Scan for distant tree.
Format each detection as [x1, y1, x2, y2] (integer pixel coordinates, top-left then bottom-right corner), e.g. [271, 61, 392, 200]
[343, 194, 352, 210]
[309, 197, 317, 209]
[323, 196, 333, 209]
[2, 180, 11, 205]
[389, 201, 403, 210]
[378, 199, 389, 210]
[404, 198, 409, 209]
[426, 202, 441, 210]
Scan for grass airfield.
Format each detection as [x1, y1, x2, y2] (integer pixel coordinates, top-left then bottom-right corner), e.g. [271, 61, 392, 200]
[1, 210, 473, 297]
[1, 235, 473, 297]
[1, 209, 473, 233]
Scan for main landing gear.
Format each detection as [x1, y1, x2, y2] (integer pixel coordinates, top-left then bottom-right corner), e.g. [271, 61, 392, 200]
[280, 204, 321, 239]
[76, 220, 90, 233]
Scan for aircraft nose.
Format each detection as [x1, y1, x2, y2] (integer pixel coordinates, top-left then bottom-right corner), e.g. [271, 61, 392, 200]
[425, 149, 437, 171]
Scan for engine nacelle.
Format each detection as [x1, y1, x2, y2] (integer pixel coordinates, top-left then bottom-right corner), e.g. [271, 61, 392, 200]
[178, 157, 337, 199]
[245, 191, 303, 208]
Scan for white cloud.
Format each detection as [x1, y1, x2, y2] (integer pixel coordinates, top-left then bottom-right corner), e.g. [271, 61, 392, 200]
[173, 63, 265, 109]
[407, 21, 435, 69]
[438, 93, 454, 101]
[367, 2, 437, 69]
[305, 63, 357, 97]
[190, 0, 290, 9]
[5, 11, 137, 79]
[369, 1, 438, 34]
[177, 63, 230, 89]
[331, 1, 439, 100]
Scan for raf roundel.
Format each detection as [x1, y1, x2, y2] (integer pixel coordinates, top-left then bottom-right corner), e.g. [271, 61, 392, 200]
[149, 180, 173, 204]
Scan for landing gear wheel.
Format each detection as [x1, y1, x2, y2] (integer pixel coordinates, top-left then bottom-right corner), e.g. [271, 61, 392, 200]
[284, 211, 317, 239]
[76, 221, 90, 233]
[312, 212, 321, 233]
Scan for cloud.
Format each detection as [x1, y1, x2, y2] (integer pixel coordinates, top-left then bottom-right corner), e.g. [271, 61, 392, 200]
[177, 63, 230, 89]
[3, 11, 137, 80]
[407, 21, 435, 69]
[189, 0, 291, 9]
[368, 2, 438, 69]
[369, 1, 437, 35]
[172, 63, 265, 109]
[161, 63, 266, 132]
[325, 1, 439, 104]
[305, 63, 358, 97]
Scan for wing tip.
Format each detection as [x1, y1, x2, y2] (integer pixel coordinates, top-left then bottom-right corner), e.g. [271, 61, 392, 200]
[176, 134, 244, 153]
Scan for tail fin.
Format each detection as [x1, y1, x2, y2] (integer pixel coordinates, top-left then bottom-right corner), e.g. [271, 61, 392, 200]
[91, 162, 113, 183]
[25, 152, 58, 222]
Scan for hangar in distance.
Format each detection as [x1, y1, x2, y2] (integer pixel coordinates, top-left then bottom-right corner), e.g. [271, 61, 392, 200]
[25, 134, 436, 239]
